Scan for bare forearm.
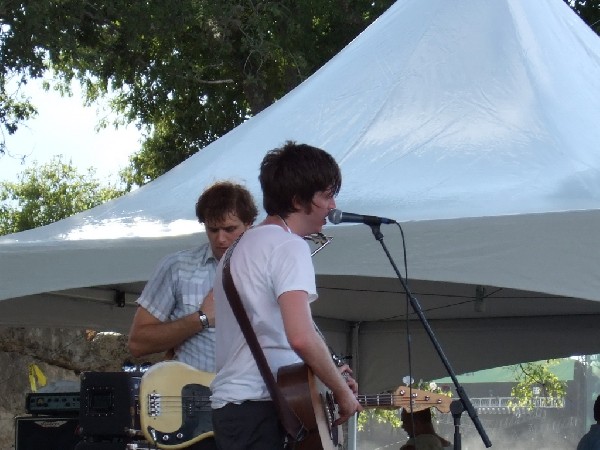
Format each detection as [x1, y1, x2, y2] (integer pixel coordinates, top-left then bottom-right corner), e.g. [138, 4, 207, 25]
[280, 291, 361, 422]
[290, 330, 349, 396]
[280, 293, 350, 396]
[128, 313, 202, 357]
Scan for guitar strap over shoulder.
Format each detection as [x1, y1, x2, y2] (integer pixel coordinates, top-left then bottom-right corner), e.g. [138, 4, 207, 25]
[221, 237, 307, 443]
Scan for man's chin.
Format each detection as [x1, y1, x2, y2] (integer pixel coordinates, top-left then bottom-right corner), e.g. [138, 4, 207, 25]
[312, 225, 324, 235]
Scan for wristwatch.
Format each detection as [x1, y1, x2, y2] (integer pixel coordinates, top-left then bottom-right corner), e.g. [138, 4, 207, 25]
[198, 310, 210, 329]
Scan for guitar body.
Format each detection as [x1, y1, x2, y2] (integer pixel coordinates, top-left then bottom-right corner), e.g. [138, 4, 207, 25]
[277, 363, 342, 450]
[277, 362, 452, 450]
[139, 360, 215, 449]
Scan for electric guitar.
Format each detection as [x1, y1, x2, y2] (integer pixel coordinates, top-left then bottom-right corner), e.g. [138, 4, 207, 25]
[138, 360, 215, 449]
[277, 362, 452, 450]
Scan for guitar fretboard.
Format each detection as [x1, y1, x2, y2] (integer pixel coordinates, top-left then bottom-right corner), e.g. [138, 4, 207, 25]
[358, 393, 395, 407]
[357, 388, 451, 413]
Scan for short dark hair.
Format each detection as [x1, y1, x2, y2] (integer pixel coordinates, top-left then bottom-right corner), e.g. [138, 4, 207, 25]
[259, 141, 341, 216]
[195, 181, 258, 225]
[594, 395, 600, 421]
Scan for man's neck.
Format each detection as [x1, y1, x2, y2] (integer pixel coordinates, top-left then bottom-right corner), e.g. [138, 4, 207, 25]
[263, 214, 303, 236]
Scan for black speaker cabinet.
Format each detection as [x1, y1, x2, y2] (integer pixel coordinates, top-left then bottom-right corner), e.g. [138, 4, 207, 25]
[15, 415, 80, 450]
[79, 371, 142, 438]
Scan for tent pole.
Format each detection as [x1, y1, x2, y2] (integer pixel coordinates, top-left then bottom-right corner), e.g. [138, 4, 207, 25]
[347, 322, 360, 450]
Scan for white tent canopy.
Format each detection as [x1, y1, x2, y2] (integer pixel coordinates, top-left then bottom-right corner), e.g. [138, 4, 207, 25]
[2, 0, 600, 393]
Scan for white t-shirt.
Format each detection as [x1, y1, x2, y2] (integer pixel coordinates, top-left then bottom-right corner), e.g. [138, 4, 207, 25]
[211, 224, 317, 408]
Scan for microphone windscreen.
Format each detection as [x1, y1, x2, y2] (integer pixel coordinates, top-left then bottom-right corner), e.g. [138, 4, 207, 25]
[328, 209, 343, 224]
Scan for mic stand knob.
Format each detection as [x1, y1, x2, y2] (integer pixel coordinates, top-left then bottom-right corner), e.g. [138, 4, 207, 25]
[450, 399, 466, 450]
[368, 223, 383, 241]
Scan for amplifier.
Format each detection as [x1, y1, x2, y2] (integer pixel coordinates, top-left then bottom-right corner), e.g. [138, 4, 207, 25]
[79, 371, 142, 438]
[15, 415, 80, 450]
[26, 392, 80, 416]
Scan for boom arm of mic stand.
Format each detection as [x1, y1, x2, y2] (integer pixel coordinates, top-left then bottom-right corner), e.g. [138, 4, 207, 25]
[368, 224, 492, 448]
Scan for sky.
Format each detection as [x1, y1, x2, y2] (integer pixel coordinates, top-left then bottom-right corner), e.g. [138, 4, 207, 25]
[0, 78, 143, 184]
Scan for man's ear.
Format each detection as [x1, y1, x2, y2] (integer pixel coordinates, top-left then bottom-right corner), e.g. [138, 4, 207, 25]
[291, 195, 301, 210]
[291, 195, 308, 214]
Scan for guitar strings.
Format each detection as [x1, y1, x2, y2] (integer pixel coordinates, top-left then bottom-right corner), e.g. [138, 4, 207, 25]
[143, 395, 212, 412]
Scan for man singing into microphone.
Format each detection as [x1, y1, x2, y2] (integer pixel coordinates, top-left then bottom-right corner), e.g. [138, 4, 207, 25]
[210, 141, 362, 449]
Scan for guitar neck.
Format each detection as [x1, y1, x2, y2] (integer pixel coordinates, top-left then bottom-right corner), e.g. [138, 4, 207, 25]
[357, 388, 451, 413]
[357, 393, 396, 408]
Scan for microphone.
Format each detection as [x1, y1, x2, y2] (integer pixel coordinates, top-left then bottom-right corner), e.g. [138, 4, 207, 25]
[327, 209, 396, 225]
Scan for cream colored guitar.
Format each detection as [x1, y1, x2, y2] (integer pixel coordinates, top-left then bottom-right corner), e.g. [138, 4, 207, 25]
[139, 360, 215, 449]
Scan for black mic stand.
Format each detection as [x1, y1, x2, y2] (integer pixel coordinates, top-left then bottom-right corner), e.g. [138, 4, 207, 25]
[367, 224, 491, 449]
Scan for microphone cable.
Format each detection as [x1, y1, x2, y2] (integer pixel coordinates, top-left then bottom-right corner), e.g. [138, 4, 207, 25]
[393, 223, 420, 429]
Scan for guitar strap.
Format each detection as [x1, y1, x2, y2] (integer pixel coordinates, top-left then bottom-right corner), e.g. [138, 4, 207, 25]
[221, 237, 307, 444]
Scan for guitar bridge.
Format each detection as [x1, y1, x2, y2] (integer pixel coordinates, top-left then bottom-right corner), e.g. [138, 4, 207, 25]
[148, 392, 161, 417]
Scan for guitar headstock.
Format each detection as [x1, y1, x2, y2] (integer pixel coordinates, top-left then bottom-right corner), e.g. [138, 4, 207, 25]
[391, 387, 451, 413]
